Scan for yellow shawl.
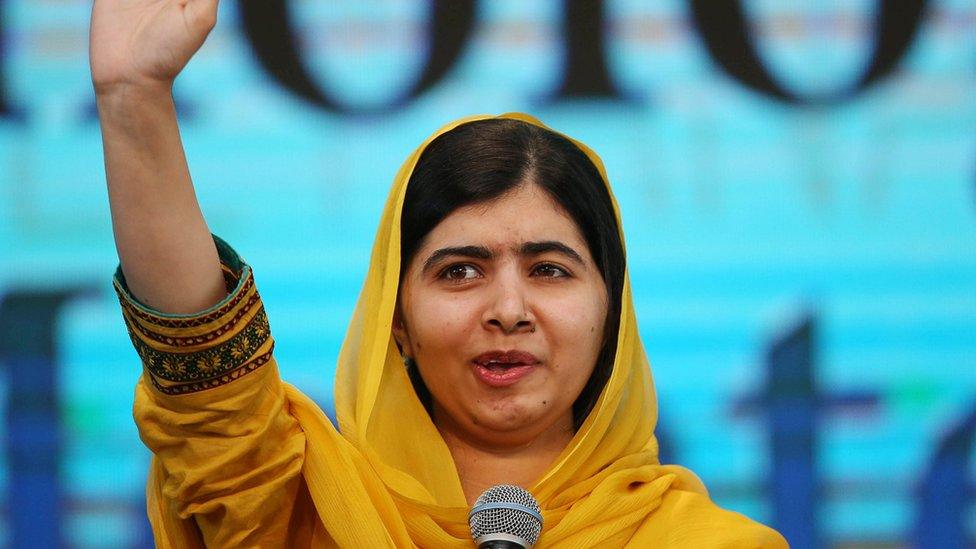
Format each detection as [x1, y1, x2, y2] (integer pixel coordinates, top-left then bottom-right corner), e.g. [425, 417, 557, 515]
[127, 113, 787, 547]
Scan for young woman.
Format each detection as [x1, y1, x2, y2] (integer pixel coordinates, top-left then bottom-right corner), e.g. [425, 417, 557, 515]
[91, 1, 787, 546]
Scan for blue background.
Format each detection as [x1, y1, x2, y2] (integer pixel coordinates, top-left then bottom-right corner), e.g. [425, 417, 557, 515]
[0, 1, 974, 547]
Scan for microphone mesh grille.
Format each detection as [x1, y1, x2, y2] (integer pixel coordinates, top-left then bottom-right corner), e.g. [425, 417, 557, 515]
[469, 485, 543, 545]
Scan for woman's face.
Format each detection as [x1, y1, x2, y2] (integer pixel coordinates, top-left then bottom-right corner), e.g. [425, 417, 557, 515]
[393, 183, 608, 449]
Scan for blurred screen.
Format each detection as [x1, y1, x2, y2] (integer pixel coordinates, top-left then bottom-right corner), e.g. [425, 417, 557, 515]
[0, 1, 974, 547]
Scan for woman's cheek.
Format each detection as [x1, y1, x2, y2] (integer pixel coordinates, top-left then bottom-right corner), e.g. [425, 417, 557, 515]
[415, 300, 471, 347]
[551, 298, 602, 335]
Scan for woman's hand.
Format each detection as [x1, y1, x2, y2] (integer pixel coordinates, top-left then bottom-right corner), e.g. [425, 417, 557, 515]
[90, 0, 219, 94]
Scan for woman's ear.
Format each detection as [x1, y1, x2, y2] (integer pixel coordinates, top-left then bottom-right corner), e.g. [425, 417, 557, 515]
[391, 305, 414, 358]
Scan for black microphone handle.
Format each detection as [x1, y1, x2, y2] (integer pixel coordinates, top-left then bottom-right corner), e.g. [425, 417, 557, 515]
[477, 541, 525, 549]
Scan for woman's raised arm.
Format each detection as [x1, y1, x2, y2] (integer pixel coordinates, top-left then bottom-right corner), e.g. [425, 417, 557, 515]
[90, 0, 224, 313]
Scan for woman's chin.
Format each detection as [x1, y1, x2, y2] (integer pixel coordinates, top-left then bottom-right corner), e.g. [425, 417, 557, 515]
[474, 409, 537, 434]
[431, 388, 572, 447]
[464, 401, 568, 446]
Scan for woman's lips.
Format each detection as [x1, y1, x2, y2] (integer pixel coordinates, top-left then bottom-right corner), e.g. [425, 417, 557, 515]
[471, 350, 540, 387]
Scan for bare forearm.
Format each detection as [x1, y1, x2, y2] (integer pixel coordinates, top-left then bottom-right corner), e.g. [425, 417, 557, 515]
[98, 84, 225, 314]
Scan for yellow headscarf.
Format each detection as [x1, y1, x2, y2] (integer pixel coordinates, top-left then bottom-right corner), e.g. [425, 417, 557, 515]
[282, 113, 782, 546]
[136, 113, 786, 547]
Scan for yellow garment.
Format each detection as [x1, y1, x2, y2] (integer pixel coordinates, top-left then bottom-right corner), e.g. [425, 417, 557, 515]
[117, 113, 788, 547]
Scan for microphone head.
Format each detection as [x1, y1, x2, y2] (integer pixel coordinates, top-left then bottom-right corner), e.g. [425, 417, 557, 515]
[468, 484, 543, 548]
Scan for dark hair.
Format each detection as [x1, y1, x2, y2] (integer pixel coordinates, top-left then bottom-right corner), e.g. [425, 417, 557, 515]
[399, 118, 625, 430]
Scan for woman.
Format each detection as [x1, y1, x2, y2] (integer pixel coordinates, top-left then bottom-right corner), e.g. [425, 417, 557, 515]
[92, 1, 787, 546]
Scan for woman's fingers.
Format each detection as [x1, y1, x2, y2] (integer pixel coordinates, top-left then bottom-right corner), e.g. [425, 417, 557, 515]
[184, 0, 219, 36]
[90, 0, 220, 90]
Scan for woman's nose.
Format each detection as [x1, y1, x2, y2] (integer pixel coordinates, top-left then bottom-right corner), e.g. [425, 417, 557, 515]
[482, 276, 535, 335]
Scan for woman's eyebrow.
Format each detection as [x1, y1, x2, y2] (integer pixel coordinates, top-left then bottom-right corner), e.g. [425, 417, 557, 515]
[520, 241, 585, 265]
[422, 245, 493, 274]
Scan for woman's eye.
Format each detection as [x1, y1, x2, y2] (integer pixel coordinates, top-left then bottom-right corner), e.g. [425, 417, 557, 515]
[442, 264, 480, 281]
[532, 263, 569, 278]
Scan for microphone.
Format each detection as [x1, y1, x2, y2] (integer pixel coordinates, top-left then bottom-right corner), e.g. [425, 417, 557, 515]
[468, 484, 543, 549]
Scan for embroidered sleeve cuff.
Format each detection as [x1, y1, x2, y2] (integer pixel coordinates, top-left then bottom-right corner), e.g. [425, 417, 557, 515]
[113, 235, 274, 396]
